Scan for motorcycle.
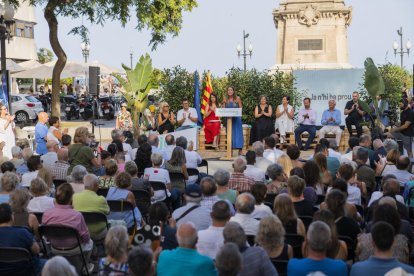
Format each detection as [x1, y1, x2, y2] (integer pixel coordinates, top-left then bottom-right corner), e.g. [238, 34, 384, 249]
[79, 96, 94, 120]
[36, 93, 51, 112]
[99, 96, 115, 120]
[64, 95, 80, 120]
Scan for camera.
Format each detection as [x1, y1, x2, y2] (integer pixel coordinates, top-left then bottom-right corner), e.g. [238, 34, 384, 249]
[90, 141, 99, 148]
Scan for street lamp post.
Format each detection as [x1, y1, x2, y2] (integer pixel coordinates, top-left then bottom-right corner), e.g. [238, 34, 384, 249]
[129, 50, 133, 69]
[0, 1, 15, 113]
[80, 42, 91, 63]
[393, 27, 412, 68]
[236, 30, 253, 72]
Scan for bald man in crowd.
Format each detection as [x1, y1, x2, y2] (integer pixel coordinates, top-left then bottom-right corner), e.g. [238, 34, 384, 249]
[41, 140, 59, 169]
[228, 157, 255, 192]
[35, 112, 50, 155]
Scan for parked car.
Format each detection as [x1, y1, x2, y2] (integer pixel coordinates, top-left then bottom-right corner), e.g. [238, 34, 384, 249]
[11, 94, 44, 123]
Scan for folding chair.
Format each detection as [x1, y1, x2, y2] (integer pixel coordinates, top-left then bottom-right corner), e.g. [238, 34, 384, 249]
[198, 159, 209, 175]
[150, 181, 172, 210]
[107, 200, 137, 234]
[270, 259, 288, 276]
[169, 172, 187, 189]
[0, 247, 35, 276]
[32, 212, 43, 224]
[53, 180, 67, 189]
[186, 168, 200, 178]
[316, 194, 326, 205]
[298, 216, 313, 231]
[132, 189, 151, 221]
[97, 188, 109, 197]
[246, 235, 256, 246]
[285, 234, 304, 258]
[81, 212, 109, 239]
[39, 224, 90, 275]
[338, 235, 355, 261]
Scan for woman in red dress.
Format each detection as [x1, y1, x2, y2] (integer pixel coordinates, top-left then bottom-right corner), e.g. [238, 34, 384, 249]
[204, 93, 221, 148]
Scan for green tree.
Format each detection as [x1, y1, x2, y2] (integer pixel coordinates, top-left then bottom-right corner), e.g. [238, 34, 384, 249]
[37, 48, 54, 64]
[11, 0, 197, 117]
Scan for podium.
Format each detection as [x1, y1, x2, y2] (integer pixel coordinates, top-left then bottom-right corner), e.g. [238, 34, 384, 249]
[216, 108, 242, 160]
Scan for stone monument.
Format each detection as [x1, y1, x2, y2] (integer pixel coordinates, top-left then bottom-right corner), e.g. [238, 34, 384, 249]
[271, 0, 353, 71]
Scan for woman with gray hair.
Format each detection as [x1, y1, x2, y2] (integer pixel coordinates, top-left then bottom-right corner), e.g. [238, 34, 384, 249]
[42, 256, 77, 276]
[10, 188, 40, 239]
[68, 165, 88, 193]
[98, 225, 129, 275]
[28, 177, 55, 212]
[144, 153, 171, 202]
[256, 214, 293, 262]
[214, 169, 238, 204]
[0, 171, 19, 203]
[266, 163, 287, 194]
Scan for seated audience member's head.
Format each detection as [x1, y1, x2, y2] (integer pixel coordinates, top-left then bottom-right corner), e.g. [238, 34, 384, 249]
[348, 136, 360, 150]
[263, 136, 275, 150]
[381, 174, 397, 187]
[1, 161, 15, 173]
[100, 150, 111, 164]
[373, 201, 401, 235]
[383, 139, 399, 153]
[70, 165, 88, 183]
[215, 243, 242, 276]
[286, 144, 301, 161]
[176, 136, 188, 150]
[27, 155, 41, 172]
[137, 134, 148, 147]
[151, 153, 163, 167]
[111, 129, 123, 142]
[107, 143, 118, 158]
[232, 157, 247, 173]
[46, 140, 59, 153]
[266, 163, 285, 181]
[73, 127, 90, 145]
[336, 163, 354, 182]
[252, 141, 265, 157]
[0, 203, 12, 224]
[148, 134, 159, 148]
[30, 178, 49, 197]
[55, 183, 74, 205]
[211, 200, 231, 224]
[314, 144, 328, 156]
[104, 159, 118, 177]
[274, 194, 298, 225]
[21, 147, 33, 162]
[61, 134, 72, 147]
[83, 174, 99, 192]
[184, 184, 202, 204]
[16, 139, 30, 150]
[38, 168, 53, 189]
[305, 221, 331, 255]
[11, 146, 22, 159]
[9, 189, 31, 213]
[386, 149, 400, 164]
[1, 172, 19, 193]
[271, 134, 280, 145]
[359, 134, 372, 148]
[105, 225, 129, 262]
[200, 177, 217, 197]
[319, 138, 330, 150]
[373, 139, 384, 150]
[176, 222, 198, 249]
[169, 146, 186, 166]
[251, 183, 267, 205]
[41, 256, 77, 276]
[256, 215, 285, 254]
[125, 161, 138, 177]
[112, 140, 124, 153]
[396, 156, 410, 172]
[165, 134, 175, 146]
[382, 178, 400, 197]
[331, 178, 349, 196]
[235, 193, 255, 215]
[128, 246, 154, 276]
[223, 221, 246, 251]
[290, 167, 305, 180]
[57, 148, 69, 162]
[355, 147, 369, 164]
[325, 189, 346, 219]
[245, 150, 256, 165]
[287, 175, 306, 198]
[115, 172, 132, 189]
[371, 222, 396, 254]
[303, 160, 320, 187]
[214, 169, 230, 187]
[148, 202, 170, 225]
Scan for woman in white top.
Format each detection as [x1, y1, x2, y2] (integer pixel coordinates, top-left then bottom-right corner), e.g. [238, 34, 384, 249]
[275, 96, 294, 144]
[0, 103, 15, 159]
[27, 177, 55, 213]
[47, 116, 68, 146]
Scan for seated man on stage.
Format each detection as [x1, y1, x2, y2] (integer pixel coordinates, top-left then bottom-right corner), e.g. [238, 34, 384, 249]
[344, 91, 365, 137]
[176, 98, 198, 131]
[319, 99, 342, 147]
[390, 98, 414, 158]
[294, 98, 317, 151]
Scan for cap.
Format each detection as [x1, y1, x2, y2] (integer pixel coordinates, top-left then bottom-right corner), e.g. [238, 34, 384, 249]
[121, 103, 128, 107]
[185, 184, 202, 198]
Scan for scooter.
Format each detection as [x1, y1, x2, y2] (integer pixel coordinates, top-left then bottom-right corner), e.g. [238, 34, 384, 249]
[64, 95, 80, 120]
[99, 96, 115, 120]
[79, 96, 93, 120]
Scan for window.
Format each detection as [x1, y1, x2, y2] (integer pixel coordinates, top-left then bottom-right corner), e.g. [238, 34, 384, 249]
[298, 39, 323, 51]
[25, 96, 39, 103]
[24, 26, 33, 38]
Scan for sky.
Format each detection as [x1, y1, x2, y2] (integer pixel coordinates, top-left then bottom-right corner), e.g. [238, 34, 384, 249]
[33, 0, 414, 76]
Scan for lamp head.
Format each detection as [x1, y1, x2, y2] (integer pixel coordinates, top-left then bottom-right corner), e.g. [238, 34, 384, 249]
[248, 43, 253, 52]
[236, 44, 241, 53]
[3, 1, 14, 22]
[393, 41, 399, 50]
[406, 40, 412, 50]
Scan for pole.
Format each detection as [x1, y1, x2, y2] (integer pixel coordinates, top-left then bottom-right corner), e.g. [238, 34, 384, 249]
[0, 22, 10, 112]
[243, 30, 247, 72]
[130, 53, 133, 69]
[399, 27, 404, 67]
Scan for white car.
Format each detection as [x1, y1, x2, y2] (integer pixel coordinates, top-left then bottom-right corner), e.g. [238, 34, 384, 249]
[11, 94, 44, 123]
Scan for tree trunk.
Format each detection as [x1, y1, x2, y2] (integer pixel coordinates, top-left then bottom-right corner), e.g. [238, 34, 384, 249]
[44, 0, 66, 118]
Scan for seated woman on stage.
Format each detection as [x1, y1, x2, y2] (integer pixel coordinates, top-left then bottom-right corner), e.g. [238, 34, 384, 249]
[157, 102, 176, 134]
[203, 93, 221, 148]
[251, 95, 273, 143]
[275, 95, 294, 144]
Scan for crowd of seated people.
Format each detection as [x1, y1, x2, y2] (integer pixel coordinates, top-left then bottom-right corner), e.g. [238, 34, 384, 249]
[1, 117, 414, 276]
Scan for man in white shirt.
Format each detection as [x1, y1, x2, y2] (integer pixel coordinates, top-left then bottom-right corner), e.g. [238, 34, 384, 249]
[252, 141, 272, 174]
[340, 136, 360, 165]
[271, 134, 284, 160]
[368, 176, 404, 207]
[391, 156, 414, 185]
[164, 134, 175, 161]
[229, 193, 259, 236]
[40, 140, 59, 169]
[244, 151, 266, 182]
[176, 136, 202, 185]
[197, 200, 231, 260]
[263, 136, 278, 163]
[337, 163, 361, 205]
[176, 98, 198, 131]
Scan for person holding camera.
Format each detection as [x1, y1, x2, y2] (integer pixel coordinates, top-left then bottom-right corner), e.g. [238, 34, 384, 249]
[344, 91, 365, 137]
[294, 97, 317, 151]
[389, 98, 414, 158]
[67, 127, 102, 175]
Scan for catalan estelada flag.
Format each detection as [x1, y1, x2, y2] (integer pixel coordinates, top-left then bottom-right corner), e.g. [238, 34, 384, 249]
[201, 71, 213, 116]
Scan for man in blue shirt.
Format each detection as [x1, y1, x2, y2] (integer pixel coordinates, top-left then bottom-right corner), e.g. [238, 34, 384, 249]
[35, 112, 49, 155]
[157, 222, 217, 276]
[351, 221, 414, 275]
[288, 221, 347, 276]
[319, 99, 343, 148]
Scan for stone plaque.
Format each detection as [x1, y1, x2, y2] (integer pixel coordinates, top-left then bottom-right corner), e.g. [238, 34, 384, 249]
[298, 39, 323, 51]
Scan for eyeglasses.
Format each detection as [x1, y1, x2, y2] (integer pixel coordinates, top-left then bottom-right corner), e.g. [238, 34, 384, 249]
[165, 105, 170, 108]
